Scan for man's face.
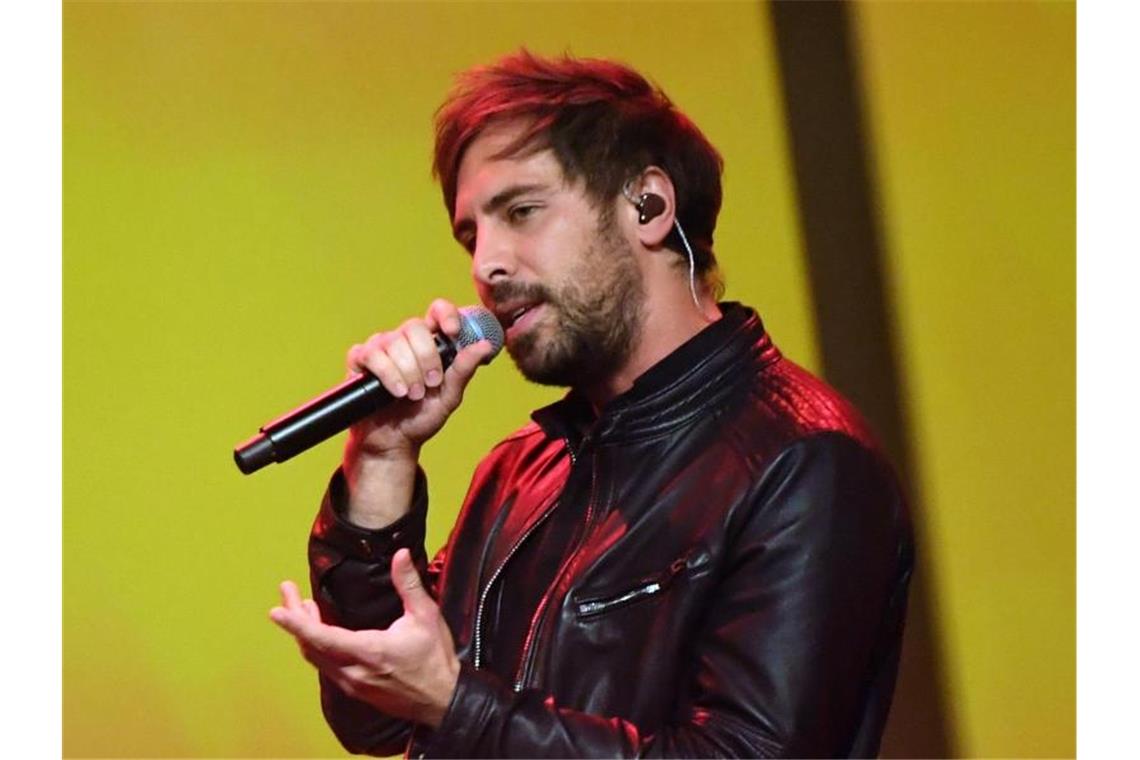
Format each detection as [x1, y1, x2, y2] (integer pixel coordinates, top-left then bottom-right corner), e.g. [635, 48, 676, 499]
[451, 123, 645, 388]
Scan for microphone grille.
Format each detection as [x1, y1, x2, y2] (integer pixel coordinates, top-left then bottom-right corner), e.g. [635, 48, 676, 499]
[457, 305, 506, 359]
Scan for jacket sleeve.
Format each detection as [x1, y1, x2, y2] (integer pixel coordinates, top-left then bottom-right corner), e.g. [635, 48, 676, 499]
[414, 432, 913, 758]
[307, 466, 445, 756]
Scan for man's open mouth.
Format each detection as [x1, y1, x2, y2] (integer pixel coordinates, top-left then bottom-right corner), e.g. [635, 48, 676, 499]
[500, 302, 540, 329]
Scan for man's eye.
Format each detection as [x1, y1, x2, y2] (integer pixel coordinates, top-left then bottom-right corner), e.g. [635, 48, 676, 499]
[509, 204, 539, 223]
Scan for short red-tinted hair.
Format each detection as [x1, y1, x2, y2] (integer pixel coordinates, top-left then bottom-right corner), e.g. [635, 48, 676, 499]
[433, 51, 724, 285]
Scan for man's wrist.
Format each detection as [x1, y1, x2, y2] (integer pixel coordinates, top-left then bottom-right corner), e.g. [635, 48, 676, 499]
[343, 449, 421, 529]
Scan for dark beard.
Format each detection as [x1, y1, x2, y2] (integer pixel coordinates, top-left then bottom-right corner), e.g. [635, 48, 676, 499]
[492, 226, 645, 388]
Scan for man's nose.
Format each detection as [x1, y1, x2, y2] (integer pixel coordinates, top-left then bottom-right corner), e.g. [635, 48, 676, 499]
[471, 230, 516, 286]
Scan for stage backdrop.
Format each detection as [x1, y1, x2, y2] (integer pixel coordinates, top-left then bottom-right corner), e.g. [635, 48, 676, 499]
[64, 2, 1073, 757]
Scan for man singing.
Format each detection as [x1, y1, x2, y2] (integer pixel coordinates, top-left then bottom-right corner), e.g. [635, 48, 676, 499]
[269, 51, 913, 758]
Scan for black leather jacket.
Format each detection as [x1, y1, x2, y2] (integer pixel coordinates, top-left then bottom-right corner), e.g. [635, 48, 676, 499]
[309, 304, 913, 758]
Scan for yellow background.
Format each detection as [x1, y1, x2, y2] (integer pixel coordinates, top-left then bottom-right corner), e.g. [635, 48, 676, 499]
[64, 2, 1074, 757]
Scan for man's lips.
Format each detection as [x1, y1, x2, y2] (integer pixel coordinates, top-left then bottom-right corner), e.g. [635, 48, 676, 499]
[500, 302, 544, 339]
[496, 301, 540, 329]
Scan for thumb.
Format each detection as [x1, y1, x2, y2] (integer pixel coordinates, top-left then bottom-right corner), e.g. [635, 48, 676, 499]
[391, 548, 434, 619]
[439, 340, 495, 406]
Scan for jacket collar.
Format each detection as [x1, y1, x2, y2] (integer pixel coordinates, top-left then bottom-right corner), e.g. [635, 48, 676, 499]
[531, 302, 780, 447]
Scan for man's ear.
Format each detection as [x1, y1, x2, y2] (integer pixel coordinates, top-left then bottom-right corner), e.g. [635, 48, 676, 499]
[625, 167, 677, 248]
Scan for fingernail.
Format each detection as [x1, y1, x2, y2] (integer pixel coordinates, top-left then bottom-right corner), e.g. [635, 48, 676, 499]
[410, 383, 425, 400]
[394, 381, 408, 397]
[425, 369, 441, 386]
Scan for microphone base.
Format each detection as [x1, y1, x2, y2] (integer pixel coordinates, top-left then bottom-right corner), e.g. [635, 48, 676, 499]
[234, 433, 276, 475]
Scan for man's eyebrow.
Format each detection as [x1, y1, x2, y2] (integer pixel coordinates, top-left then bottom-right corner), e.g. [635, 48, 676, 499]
[452, 183, 549, 240]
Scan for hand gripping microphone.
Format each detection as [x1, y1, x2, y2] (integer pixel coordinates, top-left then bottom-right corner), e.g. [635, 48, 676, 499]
[233, 306, 504, 475]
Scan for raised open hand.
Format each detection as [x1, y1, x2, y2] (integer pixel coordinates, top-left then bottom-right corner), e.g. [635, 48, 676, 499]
[269, 548, 459, 728]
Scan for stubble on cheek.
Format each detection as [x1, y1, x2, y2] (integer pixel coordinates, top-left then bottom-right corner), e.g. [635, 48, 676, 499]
[507, 244, 644, 388]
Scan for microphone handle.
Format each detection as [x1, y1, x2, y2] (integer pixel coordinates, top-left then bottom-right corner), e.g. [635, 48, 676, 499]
[234, 334, 457, 474]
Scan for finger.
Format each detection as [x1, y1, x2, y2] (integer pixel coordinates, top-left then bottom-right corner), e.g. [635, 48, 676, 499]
[268, 604, 356, 671]
[338, 662, 388, 689]
[382, 331, 427, 401]
[348, 338, 409, 399]
[299, 639, 354, 670]
[391, 548, 435, 620]
[269, 606, 362, 660]
[269, 604, 304, 633]
[279, 580, 304, 611]
[325, 668, 360, 699]
[403, 320, 445, 390]
[452, 339, 497, 373]
[437, 340, 495, 409]
[425, 299, 462, 338]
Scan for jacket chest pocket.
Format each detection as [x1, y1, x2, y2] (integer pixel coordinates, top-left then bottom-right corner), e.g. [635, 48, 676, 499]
[572, 546, 712, 619]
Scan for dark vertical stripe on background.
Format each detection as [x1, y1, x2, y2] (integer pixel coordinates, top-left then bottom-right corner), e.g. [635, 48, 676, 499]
[768, 2, 954, 756]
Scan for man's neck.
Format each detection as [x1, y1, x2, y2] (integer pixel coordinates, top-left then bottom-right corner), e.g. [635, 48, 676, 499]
[580, 284, 722, 412]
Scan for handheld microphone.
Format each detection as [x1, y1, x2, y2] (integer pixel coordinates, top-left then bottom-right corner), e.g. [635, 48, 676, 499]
[233, 306, 504, 475]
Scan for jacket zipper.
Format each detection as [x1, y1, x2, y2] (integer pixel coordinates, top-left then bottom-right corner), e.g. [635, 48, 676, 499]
[472, 438, 577, 670]
[512, 445, 598, 692]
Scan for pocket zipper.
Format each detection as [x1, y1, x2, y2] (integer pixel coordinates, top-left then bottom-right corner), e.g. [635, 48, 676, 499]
[576, 579, 664, 617]
[575, 551, 710, 618]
